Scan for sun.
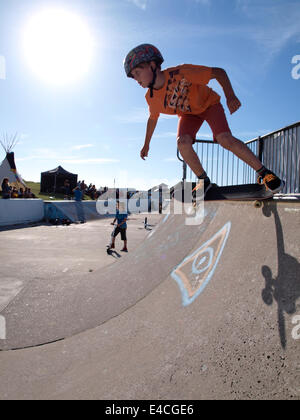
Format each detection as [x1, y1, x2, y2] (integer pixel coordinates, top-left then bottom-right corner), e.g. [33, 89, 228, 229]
[22, 8, 94, 85]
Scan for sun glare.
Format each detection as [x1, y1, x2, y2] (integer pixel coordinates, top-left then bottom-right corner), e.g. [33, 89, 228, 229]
[22, 8, 94, 85]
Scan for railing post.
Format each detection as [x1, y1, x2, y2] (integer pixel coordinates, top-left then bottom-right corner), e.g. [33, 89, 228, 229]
[258, 136, 264, 162]
[182, 161, 187, 182]
[177, 147, 187, 181]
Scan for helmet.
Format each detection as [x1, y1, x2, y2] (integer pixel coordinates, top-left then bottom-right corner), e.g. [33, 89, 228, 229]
[124, 44, 164, 78]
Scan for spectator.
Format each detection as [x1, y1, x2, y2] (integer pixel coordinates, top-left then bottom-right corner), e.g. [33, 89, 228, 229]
[1, 178, 11, 199]
[11, 187, 18, 198]
[80, 180, 87, 199]
[73, 186, 86, 223]
[28, 188, 35, 198]
[63, 179, 71, 200]
[87, 184, 97, 200]
[18, 188, 25, 198]
[24, 187, 35, 198]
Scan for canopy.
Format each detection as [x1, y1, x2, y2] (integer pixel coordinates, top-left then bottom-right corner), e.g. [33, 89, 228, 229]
[40, 166, 78, 194]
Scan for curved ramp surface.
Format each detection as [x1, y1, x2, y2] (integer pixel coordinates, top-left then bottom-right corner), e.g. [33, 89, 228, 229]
[1, 199, 299, 353]
[44, 200, 109, 222]
[0, 202, 217, 350]
[0, 200, 299, 399]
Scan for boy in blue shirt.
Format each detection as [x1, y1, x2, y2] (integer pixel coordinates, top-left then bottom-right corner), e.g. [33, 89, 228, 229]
[108, 202, 128, 252]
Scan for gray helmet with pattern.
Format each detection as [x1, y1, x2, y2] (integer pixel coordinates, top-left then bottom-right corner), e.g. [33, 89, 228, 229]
[124, 44, 164, 78]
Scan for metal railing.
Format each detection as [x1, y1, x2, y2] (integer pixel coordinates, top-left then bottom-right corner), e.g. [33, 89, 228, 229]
[177, 121, 300, 194]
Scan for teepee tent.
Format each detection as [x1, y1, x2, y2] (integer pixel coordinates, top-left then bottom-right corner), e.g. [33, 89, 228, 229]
[0, 133, 26, 190]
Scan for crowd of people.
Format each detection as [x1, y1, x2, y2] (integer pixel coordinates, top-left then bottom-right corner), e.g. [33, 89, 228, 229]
[76, 180, 108, 200]
[1, 177, 107, 200]
[1, 178, 36, 199]
[62, 179, 107, 200]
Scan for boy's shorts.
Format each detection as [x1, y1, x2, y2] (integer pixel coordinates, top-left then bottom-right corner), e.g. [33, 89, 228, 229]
[112, 226, 127, 241]
[177, 103, 231, 143]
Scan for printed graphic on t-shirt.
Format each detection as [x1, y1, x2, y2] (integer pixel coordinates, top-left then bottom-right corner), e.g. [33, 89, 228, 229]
[164, 70, 192, 113]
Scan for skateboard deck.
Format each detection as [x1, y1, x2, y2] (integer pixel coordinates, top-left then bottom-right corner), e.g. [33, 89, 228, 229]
[204, 183, 273, 201]
[172, 182, 273, 205]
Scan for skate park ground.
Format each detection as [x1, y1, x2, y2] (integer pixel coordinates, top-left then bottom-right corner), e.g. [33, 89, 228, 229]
[0, 201, 299, 400]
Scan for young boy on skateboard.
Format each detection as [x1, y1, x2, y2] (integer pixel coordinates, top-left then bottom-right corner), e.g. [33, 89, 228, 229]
[108, 202, 128, 252]
[124, 44, 284, 196]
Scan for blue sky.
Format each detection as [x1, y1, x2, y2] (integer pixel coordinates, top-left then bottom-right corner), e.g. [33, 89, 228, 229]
[0, 0, 299, 190]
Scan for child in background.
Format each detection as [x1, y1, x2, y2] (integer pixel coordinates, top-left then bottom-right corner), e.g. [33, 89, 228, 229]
[108, 202, 128, 252]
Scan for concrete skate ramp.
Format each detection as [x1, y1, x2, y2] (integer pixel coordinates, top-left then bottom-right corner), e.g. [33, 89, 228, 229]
[0, 199, 300, 355]
[44, 201, 108, 223]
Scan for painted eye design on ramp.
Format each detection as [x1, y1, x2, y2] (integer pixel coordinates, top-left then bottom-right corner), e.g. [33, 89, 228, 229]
[171, 222, 231, 306]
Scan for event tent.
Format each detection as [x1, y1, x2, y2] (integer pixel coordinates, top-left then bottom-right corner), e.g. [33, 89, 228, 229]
[40, 166, 78, 194]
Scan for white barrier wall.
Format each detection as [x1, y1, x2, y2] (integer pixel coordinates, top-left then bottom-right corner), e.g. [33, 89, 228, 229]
[0, 199, 44, 226]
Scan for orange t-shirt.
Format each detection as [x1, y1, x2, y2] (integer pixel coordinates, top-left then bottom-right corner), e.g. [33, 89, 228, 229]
[146, 64, 221, 120]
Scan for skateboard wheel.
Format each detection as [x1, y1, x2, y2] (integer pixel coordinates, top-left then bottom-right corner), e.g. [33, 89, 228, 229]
[254, 200, 262, 208]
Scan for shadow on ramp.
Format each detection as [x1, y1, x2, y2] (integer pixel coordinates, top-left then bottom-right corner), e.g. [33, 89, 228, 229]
[261, 202, 300, 349]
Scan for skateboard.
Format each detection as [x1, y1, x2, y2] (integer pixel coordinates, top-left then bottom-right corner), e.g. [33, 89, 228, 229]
[106, 245, 121, 258]
[173, 182, 273, 208]
[204, 183, 273, 207]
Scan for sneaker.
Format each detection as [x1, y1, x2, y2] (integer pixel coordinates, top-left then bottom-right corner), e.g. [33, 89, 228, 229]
[257, 170, 285, 194]
[192, 176, 212, 201]
[121, 248, 128, 252]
